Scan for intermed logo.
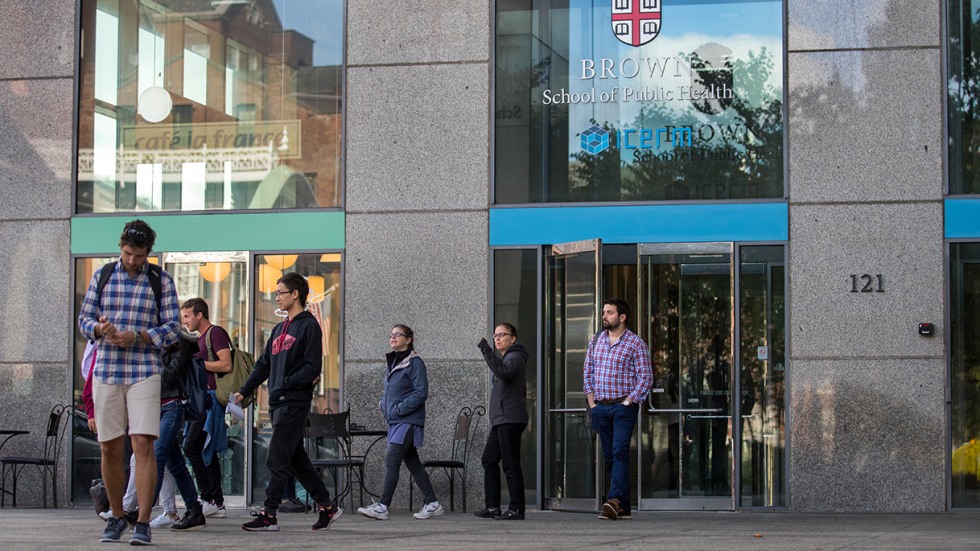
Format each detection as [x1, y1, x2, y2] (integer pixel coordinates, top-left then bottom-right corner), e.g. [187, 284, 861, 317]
[581, 126, 610, 154]
[612, 0, 662, 47]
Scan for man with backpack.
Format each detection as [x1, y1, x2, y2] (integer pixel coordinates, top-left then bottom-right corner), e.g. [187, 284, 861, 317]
[77, 220, 181, 545]
[179, 298, 231, 518]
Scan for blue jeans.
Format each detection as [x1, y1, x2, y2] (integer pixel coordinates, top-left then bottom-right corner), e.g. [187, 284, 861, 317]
[155, 400, 199, 506]
[590, 402, 639, 508]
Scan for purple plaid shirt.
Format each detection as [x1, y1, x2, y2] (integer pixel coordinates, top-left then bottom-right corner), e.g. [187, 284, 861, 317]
[583, 329, 654, 404]
[77, 261, 181, 385]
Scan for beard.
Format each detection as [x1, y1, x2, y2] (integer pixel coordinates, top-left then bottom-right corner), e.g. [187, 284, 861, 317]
[602, 318, 621, 331]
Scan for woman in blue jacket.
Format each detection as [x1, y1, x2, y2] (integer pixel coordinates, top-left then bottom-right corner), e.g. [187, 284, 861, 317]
[357, 324, 443, 520]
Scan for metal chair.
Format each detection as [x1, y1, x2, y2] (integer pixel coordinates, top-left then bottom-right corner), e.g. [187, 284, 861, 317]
[0, 404, 70, 508]
[411, 405, 486, 512]
[306, 410, 365, 510]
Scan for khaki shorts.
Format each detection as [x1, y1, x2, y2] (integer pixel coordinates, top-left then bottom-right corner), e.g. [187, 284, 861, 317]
[92, 374, 161, 442]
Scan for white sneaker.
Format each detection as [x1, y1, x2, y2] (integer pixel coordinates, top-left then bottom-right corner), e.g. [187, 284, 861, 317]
[201, 501, 223, 517]
[149, 512, 178, 528]
[98, 511, 113, 521]
[357, 501, 389, 520]
[413, 501, 444, 519]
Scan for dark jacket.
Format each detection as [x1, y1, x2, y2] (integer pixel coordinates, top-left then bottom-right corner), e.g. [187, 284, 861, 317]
[240, 311, 322, 411]
[161, 336, 198, 402]
[381, 350, 428, 427]
[479, 341, 529, 426]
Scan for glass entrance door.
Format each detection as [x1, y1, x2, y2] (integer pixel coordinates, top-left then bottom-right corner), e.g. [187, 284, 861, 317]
[164, 251, 250, 507]
[638, 243, 735, 510]
[544, 239, 601, 511]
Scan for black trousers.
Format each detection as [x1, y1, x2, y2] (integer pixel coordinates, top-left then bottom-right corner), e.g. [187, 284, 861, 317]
[183, 417, 224, 505]
[263, 405, 332, 514]
[481, 423, 527, 513]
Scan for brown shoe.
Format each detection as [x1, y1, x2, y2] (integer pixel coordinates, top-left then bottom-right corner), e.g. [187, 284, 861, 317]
[601, 499, 620, 521]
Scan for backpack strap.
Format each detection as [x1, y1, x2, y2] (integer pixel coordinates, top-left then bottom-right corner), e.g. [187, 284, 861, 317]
[96, 261, 163, 323]
[204, 326, 215, 362]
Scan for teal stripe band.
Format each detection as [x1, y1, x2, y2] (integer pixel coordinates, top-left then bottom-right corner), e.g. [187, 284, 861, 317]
[71, 211, 345, 254]
[489, 203, 788, 245]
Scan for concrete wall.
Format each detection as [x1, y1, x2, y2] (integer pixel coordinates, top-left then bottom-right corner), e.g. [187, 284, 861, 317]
[786, 0, 946, 511]
[343, 0, 492, 511]
[0, 0, 76, 507]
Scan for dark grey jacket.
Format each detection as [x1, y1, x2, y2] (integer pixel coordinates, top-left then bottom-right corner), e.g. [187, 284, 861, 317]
[479, 341, 529, 427]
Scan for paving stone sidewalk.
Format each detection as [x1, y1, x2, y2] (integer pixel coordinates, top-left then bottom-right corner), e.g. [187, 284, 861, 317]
[0, 506, 978, 550]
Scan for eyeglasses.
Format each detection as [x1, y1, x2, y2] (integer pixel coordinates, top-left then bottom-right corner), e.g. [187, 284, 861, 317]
[493, 333, 514, 339]
[390, 332, 407, 339]
[275, 290, 294, 296]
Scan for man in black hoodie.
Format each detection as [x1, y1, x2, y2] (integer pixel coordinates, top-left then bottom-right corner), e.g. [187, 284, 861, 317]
[475, 322, 529, 520]
[234, 272, 342, 532]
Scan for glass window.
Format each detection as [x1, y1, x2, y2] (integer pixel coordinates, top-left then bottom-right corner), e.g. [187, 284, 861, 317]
[164, 253, 249, 499]
[737, 245, 786, 507]
[71, 254, 161, 501]
[71, 257, 115, 502]
[492, 248, 540, 506]
[77, 0, 344, 213]
[250, 253, 343, 502]
[495, 0, 784, 203]
[950, 243, 980, 507]
[949, 1, 980, 194]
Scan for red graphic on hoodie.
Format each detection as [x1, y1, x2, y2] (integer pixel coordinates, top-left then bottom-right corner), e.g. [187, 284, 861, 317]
[271, 319, 295, 355]
[271, 333, 295, 355]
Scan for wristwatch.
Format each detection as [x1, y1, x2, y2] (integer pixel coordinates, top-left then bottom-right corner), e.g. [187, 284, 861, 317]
[622, 398, 632, 407]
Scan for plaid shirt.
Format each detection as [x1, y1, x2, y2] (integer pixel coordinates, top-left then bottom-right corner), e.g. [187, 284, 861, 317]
[77, 261, 181, 385]
[583, 329, 654, 404]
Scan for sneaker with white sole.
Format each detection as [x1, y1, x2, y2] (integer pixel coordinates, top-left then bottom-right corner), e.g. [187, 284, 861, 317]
[201, 501, 226, 518]
[357, 501, 389, 520]
[129, 522, 151, 545]
[413, 501, 444, 519]
[312, 505, 342, 531]
[150, 512, 178, 528]
[99, 516, 129, 543]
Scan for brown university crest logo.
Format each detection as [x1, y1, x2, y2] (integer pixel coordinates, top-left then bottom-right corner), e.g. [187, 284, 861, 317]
[611, 0, 662, 47]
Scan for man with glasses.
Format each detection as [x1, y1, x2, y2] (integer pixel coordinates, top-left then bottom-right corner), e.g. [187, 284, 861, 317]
[78, 220, 181, 545]
[234, 272, 343, 532]
[584, 298, 653, 521]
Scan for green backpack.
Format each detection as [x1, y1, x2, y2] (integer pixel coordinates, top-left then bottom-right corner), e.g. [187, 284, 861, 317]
[206, 327, 256, 409]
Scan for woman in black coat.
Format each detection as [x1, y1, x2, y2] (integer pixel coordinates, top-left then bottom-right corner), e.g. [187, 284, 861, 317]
[474, 322, 529, 520]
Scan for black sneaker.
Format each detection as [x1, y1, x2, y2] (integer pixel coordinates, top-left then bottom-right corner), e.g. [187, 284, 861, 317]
[171, 501, 206, 531]
[242, 510, 279, 532]
[312, 505, 343, 531]
[129, 522, 151, 545]
[279, 497, 310, 513]
[125, 509, 140, 527]
[494, 509, 525, 520]
[473, 507, 501, 518]
[617, 508, 632, 520]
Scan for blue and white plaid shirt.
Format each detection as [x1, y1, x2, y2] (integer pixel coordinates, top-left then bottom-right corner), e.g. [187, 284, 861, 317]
[583, 329, 654, 404]
[77, 261, 181, 385]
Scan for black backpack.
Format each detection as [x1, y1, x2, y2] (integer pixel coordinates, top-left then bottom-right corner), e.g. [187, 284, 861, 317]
[96, 261, 163, 318]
